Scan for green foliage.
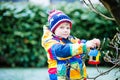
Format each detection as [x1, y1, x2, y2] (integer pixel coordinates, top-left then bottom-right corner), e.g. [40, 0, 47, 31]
[0, 2, 47, 67]
[0, 2, 119, 67]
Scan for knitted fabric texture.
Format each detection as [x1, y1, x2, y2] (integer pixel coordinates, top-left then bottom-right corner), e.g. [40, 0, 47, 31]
[48, 10, 72, 32]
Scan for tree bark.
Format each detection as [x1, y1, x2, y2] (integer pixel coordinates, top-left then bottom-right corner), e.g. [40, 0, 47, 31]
[99, 0, 120, 26]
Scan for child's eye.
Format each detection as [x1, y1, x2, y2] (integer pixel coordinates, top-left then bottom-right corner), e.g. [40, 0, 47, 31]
[67, 27, 70, 29]
[60, 26, 64, 29]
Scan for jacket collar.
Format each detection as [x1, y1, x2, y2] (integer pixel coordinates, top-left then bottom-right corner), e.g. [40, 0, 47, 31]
[53, 35, 72, 44]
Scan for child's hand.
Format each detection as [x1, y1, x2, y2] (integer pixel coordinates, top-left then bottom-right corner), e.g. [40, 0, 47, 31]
[91, 38, 100, 47]
[86, 40, 96, 49]
[86, 38, 100, 49]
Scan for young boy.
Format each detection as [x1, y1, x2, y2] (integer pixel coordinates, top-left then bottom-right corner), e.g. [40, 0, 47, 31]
[41, 10, 100, 80]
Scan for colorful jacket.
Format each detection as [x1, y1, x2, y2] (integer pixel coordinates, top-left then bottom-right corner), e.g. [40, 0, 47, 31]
[41, 26, 88, 80]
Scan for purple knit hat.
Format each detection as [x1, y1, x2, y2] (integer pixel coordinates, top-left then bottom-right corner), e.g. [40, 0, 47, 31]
[48, 10, 72, 32]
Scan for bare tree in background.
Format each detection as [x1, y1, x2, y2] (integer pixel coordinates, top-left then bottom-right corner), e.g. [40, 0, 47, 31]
[82, 0, 120, 80]
[83, 0, 120, 25]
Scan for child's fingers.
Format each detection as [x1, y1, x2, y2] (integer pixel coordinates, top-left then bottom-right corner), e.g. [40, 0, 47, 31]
[86, 41, 96, 48]
[92, 38, 101, 47]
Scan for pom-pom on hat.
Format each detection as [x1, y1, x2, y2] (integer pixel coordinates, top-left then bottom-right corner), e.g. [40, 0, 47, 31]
[48, 10, 72, 32]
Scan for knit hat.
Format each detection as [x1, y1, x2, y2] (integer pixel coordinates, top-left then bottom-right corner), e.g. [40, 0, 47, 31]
[48, 10, 72, 32]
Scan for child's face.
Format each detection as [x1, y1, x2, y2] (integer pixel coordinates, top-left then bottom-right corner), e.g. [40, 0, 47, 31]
[54, 22, 71, 39]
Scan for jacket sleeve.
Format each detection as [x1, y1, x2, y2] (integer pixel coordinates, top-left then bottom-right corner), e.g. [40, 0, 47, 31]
[51, 43, 87, 58]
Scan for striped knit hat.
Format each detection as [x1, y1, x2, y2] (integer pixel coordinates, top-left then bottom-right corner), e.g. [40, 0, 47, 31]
[48, 10, 72, 32]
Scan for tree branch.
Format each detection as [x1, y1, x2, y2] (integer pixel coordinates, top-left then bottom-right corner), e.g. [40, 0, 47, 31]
[87, 62, 120, 80]
[82, 0, 115, 20]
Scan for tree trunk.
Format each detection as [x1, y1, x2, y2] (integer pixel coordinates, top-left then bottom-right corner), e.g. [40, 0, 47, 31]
[99, 0, 120, 26]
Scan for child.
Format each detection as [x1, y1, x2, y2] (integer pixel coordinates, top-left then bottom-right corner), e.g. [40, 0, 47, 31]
[41, 10, 100, 80]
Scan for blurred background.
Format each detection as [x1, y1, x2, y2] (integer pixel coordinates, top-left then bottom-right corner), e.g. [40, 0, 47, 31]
[0, 0, 120, 80]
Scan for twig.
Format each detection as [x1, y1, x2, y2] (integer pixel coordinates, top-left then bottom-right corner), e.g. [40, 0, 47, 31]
[96, 65, 102, 73]
[82, 0, 115, 21]
[88, 61, 120, 80]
